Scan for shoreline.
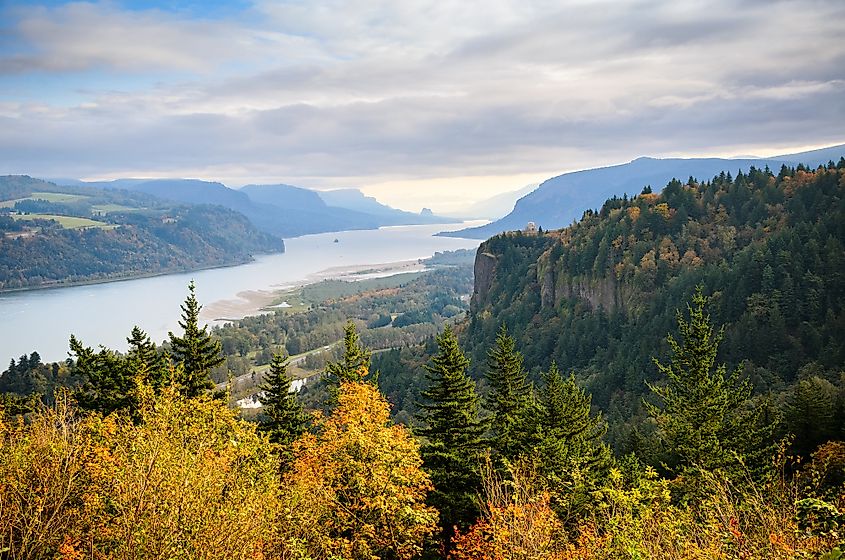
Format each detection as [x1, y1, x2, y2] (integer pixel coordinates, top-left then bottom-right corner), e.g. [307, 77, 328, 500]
[0, 254, 265, 296]
[202, 259, 428, 323]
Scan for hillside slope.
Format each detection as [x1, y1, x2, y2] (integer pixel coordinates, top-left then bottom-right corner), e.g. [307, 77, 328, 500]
[56, 178, 459, 237]
[0, 176, 283, 291]
[465, 161, 845, 450]
[445, 143, 845, 238]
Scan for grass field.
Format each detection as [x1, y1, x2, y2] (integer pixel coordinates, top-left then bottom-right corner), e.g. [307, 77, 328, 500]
[92, 203, 136, 213]
[12, 214, 116, 229]
[30, 192, 90, 203]
[0, 192, 90, 208]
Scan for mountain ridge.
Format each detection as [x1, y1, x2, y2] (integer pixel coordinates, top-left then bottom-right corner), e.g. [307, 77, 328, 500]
[442, 143, 845, 239]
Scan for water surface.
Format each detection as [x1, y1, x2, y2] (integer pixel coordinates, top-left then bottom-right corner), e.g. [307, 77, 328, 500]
[0, 222, 483, 363]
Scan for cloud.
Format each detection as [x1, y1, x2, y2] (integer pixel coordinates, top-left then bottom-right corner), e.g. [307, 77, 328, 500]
[0, 0, 843, 208]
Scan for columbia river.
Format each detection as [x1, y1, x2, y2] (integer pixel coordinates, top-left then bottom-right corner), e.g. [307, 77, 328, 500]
[0, 222, 484, 363]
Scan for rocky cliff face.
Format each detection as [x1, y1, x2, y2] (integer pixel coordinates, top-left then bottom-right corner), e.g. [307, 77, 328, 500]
[537, 250, 619, 312]
[472, 234, 620, 316]
[471, 251, 498, 309]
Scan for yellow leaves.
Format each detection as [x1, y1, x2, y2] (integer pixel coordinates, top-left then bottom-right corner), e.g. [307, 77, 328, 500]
[627, 207, 641, 222]
[639, 249, 657, 272]
[655, 203, 671, 219]
[451, 461, 565, 560]
[657, 237, 679, 266]
[282, 381, 437, 560]
[0, 387, 281, 560]
[681, 249, 702, 267]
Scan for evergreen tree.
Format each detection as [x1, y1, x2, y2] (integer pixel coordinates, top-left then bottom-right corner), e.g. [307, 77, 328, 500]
[259, 351, 308, 469]
[71, 334, 136, 415]
[485, 324, 538, 465]
[126, 326, 168, 389]
[168, 281, 223, 398]
[417, 326, 486, 545]
[646, 287, 768, 483]
[538, 362, 610, 522]
[323, 321, 373, 391]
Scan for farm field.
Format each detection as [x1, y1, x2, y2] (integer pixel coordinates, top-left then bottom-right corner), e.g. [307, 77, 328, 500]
[11, 213, 116, 229]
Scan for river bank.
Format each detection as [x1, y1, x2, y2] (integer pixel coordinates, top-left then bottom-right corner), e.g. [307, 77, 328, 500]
[1, 222, 485, 363]
[201, 259, 427, 323]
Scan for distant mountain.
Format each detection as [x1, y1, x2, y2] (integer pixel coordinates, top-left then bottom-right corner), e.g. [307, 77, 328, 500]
[50, 178, 459, 237]
[240, 184, 384, 232]
[0, 176, 283, 291]
[443, 183, 538, 220]
[317, 188, 459, 225]
[441, 143, 845, 238]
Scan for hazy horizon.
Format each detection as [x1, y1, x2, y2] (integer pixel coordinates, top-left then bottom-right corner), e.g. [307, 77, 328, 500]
[2, 0, 843, 213]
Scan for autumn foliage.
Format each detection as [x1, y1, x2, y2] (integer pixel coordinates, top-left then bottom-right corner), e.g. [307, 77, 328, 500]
[279, 380, 437, 559]
[0, 381, 437, 560]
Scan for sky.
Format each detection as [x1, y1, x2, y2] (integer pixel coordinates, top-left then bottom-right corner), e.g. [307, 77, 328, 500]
[1, 0, 843, 213]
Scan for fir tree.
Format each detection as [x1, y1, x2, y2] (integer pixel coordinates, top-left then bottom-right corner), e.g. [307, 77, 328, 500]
[168, 281, 223, 398]
[485, 324, 538, 465]
[417, 326, 486, 545]
[259, 351, 308, 469]
[71, 334, 136, 415]
[646, 287, 769, 483]
[126, 326, 168, 389]
[323, 321, 373, 392]
[538, 362, 610, 522]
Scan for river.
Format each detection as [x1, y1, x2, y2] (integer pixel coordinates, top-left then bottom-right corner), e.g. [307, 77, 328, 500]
[0, 222, 484, 363]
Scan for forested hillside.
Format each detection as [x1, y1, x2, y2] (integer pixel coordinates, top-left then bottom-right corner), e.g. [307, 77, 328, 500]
[0, 176, 283, 290]
[466, 161, 845, 453]
[445, 143, 845, 239]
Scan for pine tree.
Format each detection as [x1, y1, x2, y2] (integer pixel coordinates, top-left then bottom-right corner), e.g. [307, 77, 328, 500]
[323, 321, 373, 392]
[646, 287, 768, 482]
[168, 281, 223, 398]
[259, 351, 308, 469]
[71, 334, 136, 415]
[538, 362, 610, 522]
[126, 326, 168, 389]
[485, 324, 538, 465]
[417, 326, 486, 545]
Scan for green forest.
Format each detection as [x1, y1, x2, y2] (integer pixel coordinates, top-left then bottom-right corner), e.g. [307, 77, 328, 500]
[0, 163, 844, 559]
[465, 161, 845, 457]
[0, 176, 283, 290]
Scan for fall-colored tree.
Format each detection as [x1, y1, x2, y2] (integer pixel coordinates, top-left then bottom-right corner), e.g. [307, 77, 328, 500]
[0, 386, 281, 559]
[281, 380, 438, 560]
[450, 458, 565, 560]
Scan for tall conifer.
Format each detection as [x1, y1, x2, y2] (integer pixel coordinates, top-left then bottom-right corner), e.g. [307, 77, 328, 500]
[485, 324, 538, 465]
[126, 326, 168, 389]
[323, 321, 373, 391]
[417, 326, 486, 545]
[538, 362, 610, 520]
[259, 351, 308, 469]
[647, 287, 769, 483]
[168, 281, 223, 398]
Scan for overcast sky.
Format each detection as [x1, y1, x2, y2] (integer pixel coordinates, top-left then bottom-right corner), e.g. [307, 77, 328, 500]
[1, 0, 843, 212]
